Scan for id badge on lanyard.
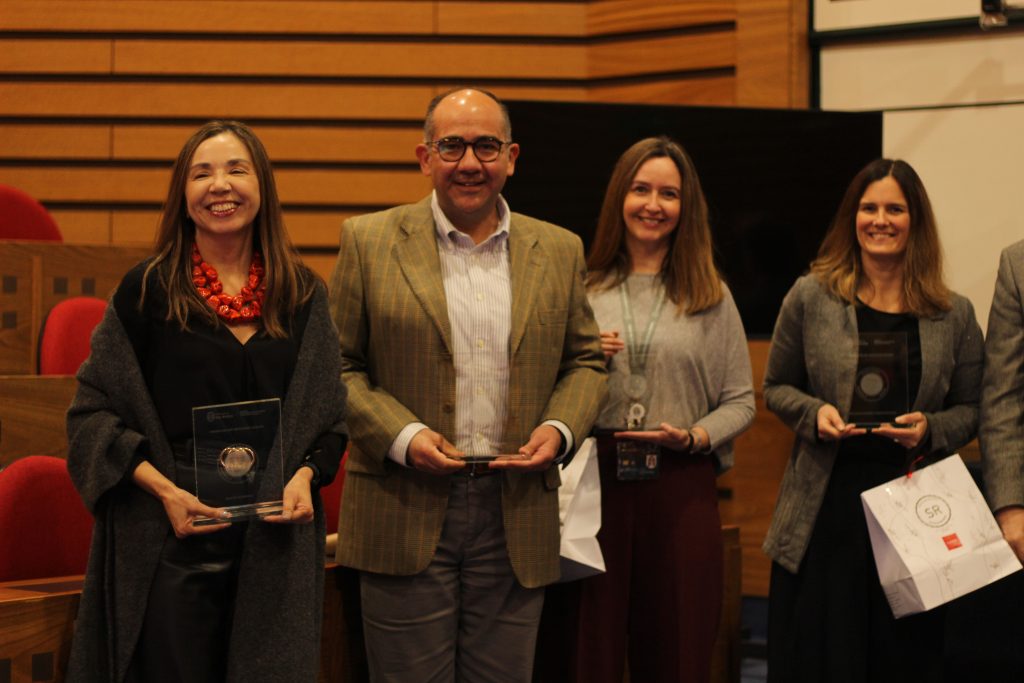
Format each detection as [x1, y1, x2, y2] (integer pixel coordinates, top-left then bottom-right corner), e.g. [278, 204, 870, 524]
[616, 281, 666, 481]
[616, 440, 660, 481]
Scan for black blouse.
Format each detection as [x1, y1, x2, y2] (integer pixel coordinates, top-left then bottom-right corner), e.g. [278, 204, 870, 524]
[113, 261, 342, 485]
[841, 302, 923, 464]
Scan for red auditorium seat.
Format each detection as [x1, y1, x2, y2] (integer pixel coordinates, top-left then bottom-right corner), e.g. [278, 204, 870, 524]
[0, 184, 62, 241]
[38, 296, 107, 375]
[0, 455, 93, 581]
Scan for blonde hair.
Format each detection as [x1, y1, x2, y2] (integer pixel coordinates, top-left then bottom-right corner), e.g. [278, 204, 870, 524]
[586, 136, 723, 314]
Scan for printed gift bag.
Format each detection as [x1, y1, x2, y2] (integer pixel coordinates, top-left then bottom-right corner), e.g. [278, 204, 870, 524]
[861, 454, 1021, 618]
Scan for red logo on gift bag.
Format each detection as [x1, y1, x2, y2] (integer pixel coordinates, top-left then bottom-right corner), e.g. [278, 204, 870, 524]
[943, 533, 962, 550]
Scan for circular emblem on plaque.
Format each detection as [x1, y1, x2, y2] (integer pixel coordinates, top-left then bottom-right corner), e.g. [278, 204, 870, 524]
[218, 445, 256, 479]
[855, 366, 890, 402]
[915, 494, 951, 527]
[624, 374, 648, 399]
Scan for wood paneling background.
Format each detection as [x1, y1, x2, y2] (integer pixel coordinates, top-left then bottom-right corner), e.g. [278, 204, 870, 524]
[0, 0, 809, 596]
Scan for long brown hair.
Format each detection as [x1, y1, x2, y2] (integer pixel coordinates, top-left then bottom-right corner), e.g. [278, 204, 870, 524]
[811, 158, 951, 317]
[142, 120, 316, 337]
[586, 136, 723, 314]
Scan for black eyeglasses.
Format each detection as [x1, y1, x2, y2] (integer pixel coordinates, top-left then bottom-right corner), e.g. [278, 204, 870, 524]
[428, 137, 511, 163]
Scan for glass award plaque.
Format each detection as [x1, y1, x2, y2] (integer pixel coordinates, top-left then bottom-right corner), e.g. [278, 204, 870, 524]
[191, 398, 284, 526]
[849, 332, 910, 428]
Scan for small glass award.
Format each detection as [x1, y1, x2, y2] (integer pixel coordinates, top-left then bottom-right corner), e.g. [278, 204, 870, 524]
[191, 398, 284, 526]
[849, 332, 910, 428]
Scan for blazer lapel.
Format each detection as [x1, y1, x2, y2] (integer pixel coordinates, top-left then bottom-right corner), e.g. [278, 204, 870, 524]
[508, 217, 545, 355]
[394, 201, 454, 355]
[915, 312, 948, 411]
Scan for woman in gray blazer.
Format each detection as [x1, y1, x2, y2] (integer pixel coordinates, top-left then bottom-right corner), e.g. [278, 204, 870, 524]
[763, 159, 982, 682]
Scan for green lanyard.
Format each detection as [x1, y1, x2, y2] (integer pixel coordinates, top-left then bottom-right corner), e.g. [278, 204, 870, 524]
[618, 280, 667, 377]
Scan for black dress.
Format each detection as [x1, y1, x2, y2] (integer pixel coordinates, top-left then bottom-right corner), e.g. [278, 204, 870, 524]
[113, 262, 341, 683]
[767, 303, 948, 683]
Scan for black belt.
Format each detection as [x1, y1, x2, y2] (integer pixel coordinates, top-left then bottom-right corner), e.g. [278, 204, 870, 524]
[454, 462, 500, 477]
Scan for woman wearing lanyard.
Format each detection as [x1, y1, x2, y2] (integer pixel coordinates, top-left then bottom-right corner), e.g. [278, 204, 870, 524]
[572, 136, 755, 683]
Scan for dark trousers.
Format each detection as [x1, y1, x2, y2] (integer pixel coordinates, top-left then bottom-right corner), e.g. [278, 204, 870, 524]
[570, 437, 723, 683]
[127, 523, 245, 683]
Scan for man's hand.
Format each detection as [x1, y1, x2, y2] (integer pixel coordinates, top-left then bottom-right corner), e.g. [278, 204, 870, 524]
[406, 428, 466, 474]
[491, 424, 562, 472]
[997, 506, 1024, 563]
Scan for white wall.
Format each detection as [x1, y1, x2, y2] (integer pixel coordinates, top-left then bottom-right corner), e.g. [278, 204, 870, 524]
[820, 30, 1024, 330]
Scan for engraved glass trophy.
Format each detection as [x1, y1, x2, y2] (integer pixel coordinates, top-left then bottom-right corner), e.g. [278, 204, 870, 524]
[191, 398, 284, 525]
[849, 332, 910, 428]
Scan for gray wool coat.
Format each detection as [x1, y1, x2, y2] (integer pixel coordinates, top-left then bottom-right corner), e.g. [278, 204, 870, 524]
[981, 240, 1024, 511]
[762, 274, 983, 574]
[65, 281, 347, 683]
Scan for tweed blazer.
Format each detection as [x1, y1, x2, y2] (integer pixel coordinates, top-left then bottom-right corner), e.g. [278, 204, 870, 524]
[762, 274, 983, 573]
[328, 196, 607, 588]
[981, 240, 1024, 511]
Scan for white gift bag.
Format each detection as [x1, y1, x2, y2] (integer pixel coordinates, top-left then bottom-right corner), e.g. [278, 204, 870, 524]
[557, 437, 606, 582]
[861, 454, 1022, 618]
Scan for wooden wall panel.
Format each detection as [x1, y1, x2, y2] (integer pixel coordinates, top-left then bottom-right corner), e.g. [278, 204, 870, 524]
[113, 126, 424, 163]
[46, 211, 112, 244]
[719, 339, 790, 597]
[0, 124, 111, 159]
[588, 0, 735, 35]
[0, 39, 111, 73]
[736, 0, 810, 107]
[113, 40, 587, 80]
[0, 83, 435, 119]
[2, 1, 435, 34]
[437, 2, 586, 36]
[588, 31, 735, 78]
[589, 75, 737, 106]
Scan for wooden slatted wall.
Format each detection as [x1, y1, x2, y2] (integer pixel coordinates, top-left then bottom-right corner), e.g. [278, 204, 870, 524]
[0, 0, 809, 596]
[0, 0, 807, 277]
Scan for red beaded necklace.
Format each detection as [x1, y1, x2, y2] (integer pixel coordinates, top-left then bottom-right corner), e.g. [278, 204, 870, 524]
[191, 243, 266, 324]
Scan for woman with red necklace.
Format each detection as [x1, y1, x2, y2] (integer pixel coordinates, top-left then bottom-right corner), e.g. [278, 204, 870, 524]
[65, 121, 348, 682]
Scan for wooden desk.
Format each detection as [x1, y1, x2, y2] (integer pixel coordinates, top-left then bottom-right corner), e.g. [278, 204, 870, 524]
[0, 242, 149, 374]
[0, 576, 80, 683]
[0, 375, 77, 468]
[0, 565, 364, 683]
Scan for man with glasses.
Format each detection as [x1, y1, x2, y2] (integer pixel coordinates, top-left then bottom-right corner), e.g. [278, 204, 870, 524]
[329, 87, 606, 681]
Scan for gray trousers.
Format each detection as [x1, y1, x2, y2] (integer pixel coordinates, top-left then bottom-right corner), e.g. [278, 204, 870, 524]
[360, 473, 544, 683]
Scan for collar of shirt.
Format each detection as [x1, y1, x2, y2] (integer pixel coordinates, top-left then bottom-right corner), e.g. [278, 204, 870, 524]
[430, 190, 511, 251]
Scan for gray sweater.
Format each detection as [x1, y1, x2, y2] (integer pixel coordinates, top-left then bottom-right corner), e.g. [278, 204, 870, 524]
[588, 274, 755, 473]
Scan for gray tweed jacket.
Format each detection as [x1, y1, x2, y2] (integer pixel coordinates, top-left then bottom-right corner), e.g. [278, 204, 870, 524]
[65, 281, 347, 682]
[762, 274, 983, 573]
[981, 240, 1024, 511]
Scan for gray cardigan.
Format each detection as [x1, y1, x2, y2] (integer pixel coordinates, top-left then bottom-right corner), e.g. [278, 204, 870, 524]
[981, 240, 1024, 511]
[762, 274, 983, 573]
[65, 282, 347, 682]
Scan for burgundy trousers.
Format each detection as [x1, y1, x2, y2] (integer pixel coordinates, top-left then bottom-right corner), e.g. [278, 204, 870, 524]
[571, 436, 723, 683]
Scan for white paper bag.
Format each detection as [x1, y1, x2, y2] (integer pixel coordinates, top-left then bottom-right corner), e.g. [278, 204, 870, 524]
[557, 437, 605, 582]
[861, 454, 1022, 618]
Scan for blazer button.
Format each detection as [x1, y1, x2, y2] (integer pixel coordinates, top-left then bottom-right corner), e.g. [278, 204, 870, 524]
[443, 403, 454, 414]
